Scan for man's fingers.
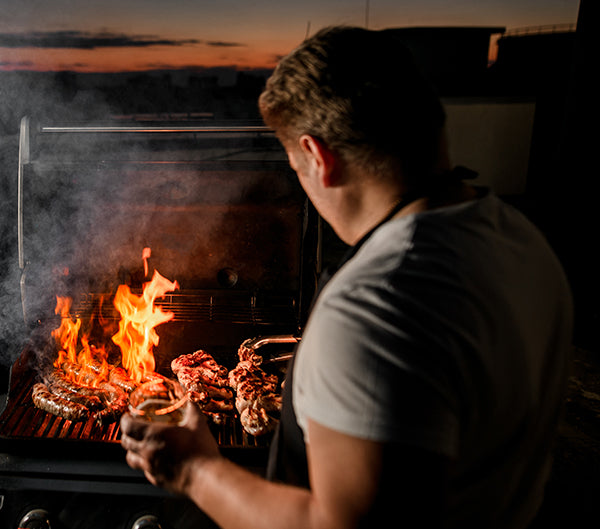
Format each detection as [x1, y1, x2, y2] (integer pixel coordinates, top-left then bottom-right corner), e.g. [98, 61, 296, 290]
[181, 400, 208, 428]
[120, 412, 149, 440]
[120, 432, 141, 452]
[125, 447, 149, 472]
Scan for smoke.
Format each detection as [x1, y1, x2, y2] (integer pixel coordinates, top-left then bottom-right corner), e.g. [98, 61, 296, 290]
[0, 66, 298, 376]
[0, 133, 24, 368]
[0, 70, 116, 368]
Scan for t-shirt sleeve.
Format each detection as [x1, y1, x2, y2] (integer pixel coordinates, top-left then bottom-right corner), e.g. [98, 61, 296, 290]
[293, 281, 461, 458]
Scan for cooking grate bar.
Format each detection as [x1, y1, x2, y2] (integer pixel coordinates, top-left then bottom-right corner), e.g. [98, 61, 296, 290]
[72, 292, 298, 325]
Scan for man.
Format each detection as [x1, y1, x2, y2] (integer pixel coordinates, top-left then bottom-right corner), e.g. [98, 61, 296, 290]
[121, 26, 573, 528]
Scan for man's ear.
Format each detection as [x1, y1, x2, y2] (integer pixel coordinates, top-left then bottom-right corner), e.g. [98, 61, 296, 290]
[298, 134, 338, 187]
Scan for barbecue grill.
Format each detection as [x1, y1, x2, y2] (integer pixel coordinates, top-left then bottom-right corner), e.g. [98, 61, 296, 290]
[0, 117, 320, 528]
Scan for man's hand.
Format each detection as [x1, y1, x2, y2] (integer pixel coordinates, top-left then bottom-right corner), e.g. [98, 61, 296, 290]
[120, 400, 221, 494]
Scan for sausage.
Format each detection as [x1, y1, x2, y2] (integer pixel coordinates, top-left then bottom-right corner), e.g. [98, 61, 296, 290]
[32, 382, 90, 422]
[93, 380, 128, 425]
[78, 359, 138, 393]
[42, 367, 128, 424]
[44, 369, 112, 403]
[45, 383, 105, 411]
[108, 366, 137, 393]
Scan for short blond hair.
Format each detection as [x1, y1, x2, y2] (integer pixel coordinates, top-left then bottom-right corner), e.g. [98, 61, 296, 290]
[259, 26, 446, 183]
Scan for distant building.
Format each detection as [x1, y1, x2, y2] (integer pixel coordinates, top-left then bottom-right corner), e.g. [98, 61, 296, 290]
[382, 27, 505, 95]
[491, 25, 577, 93]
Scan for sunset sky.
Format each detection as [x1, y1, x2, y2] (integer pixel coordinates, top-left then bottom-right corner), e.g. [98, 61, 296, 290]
[0, 0, 581, 73]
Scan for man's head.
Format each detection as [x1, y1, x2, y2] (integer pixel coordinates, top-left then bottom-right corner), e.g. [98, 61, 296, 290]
[259, 26, 447, 187]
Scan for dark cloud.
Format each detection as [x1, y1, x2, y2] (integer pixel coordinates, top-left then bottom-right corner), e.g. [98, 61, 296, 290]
[0, 30, 202, 49]
[0, 60, 34, 67]
[205, 41, 245, 48]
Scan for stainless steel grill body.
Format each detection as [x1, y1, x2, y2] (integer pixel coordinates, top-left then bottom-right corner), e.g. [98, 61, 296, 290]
[0, 118, 319, 529]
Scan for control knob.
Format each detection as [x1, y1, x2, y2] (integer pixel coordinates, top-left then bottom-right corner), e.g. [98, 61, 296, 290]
[130, 514, 163, 529]
[17, 508, 51, 529]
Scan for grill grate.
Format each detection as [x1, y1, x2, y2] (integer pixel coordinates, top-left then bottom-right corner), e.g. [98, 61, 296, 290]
[72, 290, 299, 326]
[0, 367, 271, 450]
[0, 371, 121, 443]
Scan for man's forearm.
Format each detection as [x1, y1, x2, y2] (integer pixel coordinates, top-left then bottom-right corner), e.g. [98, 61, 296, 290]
[188, 456, 323, 529]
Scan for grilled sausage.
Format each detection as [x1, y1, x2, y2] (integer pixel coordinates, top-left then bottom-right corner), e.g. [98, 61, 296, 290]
[93, 380, 128, 425]
[105, 366, 136, 393]
[43, 367, 129, 424]
[45, 383, 105, 411]
[44, 369, 112, 402]
[32, 382, 90, 422]
[84, 360, 138, 393]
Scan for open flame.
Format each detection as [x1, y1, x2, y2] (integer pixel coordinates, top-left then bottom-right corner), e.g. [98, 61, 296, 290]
[52, 297, 109, 387]
[51, 249, 179, 386]
[112, 269, 179, 383]
[52, 296, 81, 366]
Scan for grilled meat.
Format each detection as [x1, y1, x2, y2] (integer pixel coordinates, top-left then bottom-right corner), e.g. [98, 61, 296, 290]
[229, 346, 282, 435]
[239, 403, 277, 436]
[37, 364, 130, 424]
[171, 350, 229, 387]
[171, 350, 234, 420]
[32, 382, 91, 422]
[237, 339, 264, 366]
[44, 382, 105, 411]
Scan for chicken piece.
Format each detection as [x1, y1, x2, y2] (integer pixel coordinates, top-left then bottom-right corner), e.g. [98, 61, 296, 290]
[173, 366, 210, 405]
[235, 381, 282, 415]
[171, 350, 228, 387]
[240, 403, 278, 436]
[171, 350, 214, 372]
[228, 360, 263, 390]
[237, 339, 263, 366]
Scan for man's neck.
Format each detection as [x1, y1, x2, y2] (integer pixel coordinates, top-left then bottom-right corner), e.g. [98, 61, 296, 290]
[332, 180, 405, 246]
[332, 178, 477, 246]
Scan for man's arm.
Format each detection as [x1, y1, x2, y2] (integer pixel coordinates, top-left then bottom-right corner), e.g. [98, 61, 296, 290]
[121, 403, 448, 529]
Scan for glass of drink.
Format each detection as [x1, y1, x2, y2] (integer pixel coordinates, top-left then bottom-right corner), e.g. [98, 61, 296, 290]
[129, 378, 187, 423]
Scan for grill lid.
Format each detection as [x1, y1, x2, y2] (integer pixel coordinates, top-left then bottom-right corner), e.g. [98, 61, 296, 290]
[17, 117, 319, 328]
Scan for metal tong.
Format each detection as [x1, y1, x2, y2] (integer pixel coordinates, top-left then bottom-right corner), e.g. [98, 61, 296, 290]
[241, 334, 301, 364]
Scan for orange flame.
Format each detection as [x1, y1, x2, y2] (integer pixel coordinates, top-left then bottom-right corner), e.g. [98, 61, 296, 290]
[111, 269, 179, 383]
[142, 247, 152, 278]
[52, 296, 81, 367]
[51, 296, 111, 387]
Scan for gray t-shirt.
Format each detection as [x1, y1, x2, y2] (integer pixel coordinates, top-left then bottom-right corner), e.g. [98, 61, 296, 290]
[293, 191, 572, 528]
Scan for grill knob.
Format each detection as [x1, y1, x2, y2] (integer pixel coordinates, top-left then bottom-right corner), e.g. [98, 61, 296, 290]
[17, 508, 51, 529]
[130, 514, 163, 529]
